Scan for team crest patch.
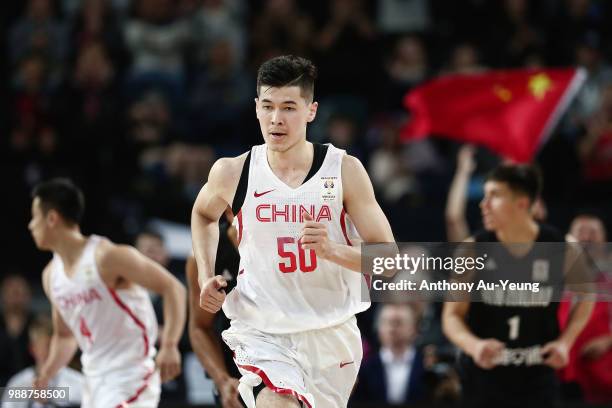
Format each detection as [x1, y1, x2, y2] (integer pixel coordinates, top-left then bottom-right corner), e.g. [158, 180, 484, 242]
[83, 265, 95, 283]
[532, 259, 549, 282]
[320, 176, 338, 202]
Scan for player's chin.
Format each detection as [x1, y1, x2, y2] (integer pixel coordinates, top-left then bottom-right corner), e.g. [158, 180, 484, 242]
[482, 218, 496, 231]
[33, 238, 48, 250]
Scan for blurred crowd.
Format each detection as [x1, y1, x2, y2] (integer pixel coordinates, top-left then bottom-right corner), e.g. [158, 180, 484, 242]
[2, 0, 612, 406]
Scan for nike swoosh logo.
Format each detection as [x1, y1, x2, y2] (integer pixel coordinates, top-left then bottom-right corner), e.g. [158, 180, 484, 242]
[339, 361, 354, 368]
[254, 189, 275, 198]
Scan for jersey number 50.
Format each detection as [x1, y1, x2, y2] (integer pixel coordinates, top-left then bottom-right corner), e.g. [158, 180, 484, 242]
[277, 237, 317, 273]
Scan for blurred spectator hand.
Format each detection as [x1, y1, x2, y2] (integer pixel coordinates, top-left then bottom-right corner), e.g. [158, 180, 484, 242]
[580, 335, 612, 360]
[456, 145, 476, 174]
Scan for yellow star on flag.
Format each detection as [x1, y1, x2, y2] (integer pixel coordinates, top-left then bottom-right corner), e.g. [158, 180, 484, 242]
[528, 73, 553, 100]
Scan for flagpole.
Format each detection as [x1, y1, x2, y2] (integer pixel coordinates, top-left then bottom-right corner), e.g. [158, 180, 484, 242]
[536, 68, 588, 154]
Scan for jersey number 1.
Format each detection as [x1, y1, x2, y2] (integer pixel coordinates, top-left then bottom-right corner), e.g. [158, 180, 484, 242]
[507, 315, 520, 340]
[277, 237, 317, 273]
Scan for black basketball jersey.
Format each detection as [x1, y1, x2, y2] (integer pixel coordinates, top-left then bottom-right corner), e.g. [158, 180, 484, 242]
[468, 224, 565, 353]
[460, 224, 566, 407]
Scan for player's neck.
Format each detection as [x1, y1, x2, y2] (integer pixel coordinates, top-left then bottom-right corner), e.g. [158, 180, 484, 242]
[495, 218, 539, 243]
[266, 139, 313, 173]
[53, 229, 88, 267]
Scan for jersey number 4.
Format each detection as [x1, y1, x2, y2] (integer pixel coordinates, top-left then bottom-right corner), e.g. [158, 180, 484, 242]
[277, 237, 317, 273]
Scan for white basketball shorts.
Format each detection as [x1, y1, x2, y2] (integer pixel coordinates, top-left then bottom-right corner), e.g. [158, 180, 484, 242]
[81, 365, 161, 408]
[222, 315, 362, 408]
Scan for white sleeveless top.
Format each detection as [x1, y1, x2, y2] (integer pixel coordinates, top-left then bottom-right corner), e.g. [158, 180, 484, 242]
[49, 235, 158, 377]
[223, 143, 370, 333]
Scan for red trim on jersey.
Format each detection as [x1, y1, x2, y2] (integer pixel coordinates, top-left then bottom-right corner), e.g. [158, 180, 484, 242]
[340, 208, 352, 246]
[237, 209, 243, 245]
[235, 361, 313, 408]
[108, 288, 149, 357]
[115, 369, 154, 408]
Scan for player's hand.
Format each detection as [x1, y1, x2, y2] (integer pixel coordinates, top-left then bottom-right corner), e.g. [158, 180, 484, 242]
[33, 373, 50, 390]
[156, 344, 182, 383]
[541, 340, 570, 369]
[199, 276, 227, 313]
[580, 335, 612, 360]
[300, 211, 335, 260]
[470, 338, 505, 370]
[218, 376, 242, 408]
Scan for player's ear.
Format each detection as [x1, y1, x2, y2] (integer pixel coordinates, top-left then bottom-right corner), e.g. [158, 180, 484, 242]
[254, 98, 260, 118]
[517, 196, 530, 211]
[46, 209, 59, 228]
[307, 101, 318, 123]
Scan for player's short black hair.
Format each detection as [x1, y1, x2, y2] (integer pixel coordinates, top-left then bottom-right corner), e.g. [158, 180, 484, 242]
[31, 178, 85, 225]
[485, 164, 542, 204]
[256, 55, 317, 102]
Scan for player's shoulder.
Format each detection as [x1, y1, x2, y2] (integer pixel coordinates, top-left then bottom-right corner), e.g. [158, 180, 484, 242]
[209, 151, 250, 185]
[42, 259, 56, 295]
[340, 154, 368, 182]
[341, 153, 364, 169]
[537, 223, 565, 242]
[94, 236, 138, 268]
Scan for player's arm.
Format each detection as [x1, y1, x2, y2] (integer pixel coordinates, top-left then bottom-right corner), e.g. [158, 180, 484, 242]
[301, 155, 395, 274]
[442, 301, 504, 370]
[186, 256, 241, 408]
[35, 264, 78, 388]
[97, 242, 186, 382]
[191, 155, 244, 312]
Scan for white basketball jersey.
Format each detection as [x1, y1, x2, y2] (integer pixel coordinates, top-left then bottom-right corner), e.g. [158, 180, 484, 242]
[223, 143, 370, 334]
[49, 235, 158, 377]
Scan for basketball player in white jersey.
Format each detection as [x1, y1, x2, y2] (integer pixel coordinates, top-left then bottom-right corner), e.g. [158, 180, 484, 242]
[191, 55, 396, 408]
[29, 178, 187, 407]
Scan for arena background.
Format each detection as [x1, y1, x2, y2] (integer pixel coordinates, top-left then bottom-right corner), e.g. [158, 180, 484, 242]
[2, 0, 611, 407]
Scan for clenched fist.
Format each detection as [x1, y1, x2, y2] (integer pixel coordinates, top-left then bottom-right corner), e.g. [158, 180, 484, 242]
[200, 275, 227, 313]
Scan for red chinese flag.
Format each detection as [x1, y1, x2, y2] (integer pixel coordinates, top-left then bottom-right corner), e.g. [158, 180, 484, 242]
[401, 68, 586, 162]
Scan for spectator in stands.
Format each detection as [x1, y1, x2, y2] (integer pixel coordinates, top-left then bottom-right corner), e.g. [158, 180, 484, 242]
[353, 303, 426, 405]
[1, 315, 83, 407]
[367, 117, 418, 204]
[0, 275, 36, 386]
[314, 0, 377, 95]
[443, 43, 486, 76]
[68, 0, 125, 64]
[577, 82, 612, 197]
[9, 0, 67, 73]
[569, 32, 612, 132]
[323, 114, 364, 161]
[485, 0, 544, 66]
[559, 213, 612, 404]
[188, 37, 252, 145]
[192, 0, 246, 67]
[376, 0, 430, 34]
[251, 0, 313, 65]
[135, 228, 171, 269]
[123, 0, 192, 110]
[381, 35, 429, 110]
[64, 41, 122, 168]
